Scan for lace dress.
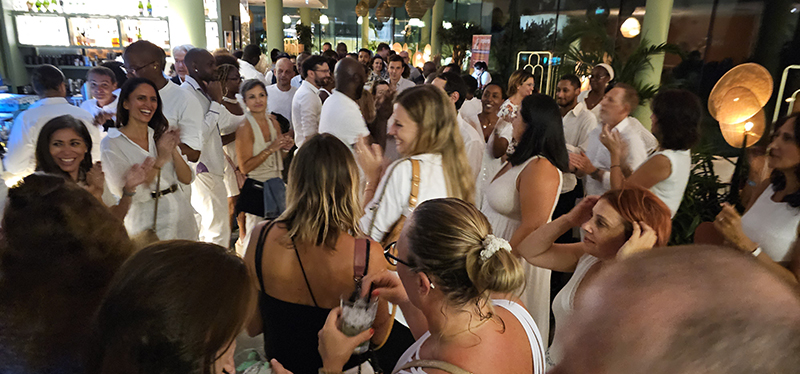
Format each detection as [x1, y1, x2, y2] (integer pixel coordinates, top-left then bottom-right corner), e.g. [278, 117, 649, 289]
[480, 156, 562, 345]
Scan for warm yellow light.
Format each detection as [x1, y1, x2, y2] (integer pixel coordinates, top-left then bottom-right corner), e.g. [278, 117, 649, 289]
[282, 15, 291, 24]
[357, 16, 363, 25]
[620, 17, 641, 38]
[413, 51, 424, 67]
[423, 44, 431, 56]
[392, 42, 402, 53]
[744, 121, 754, 132]
[319, 14, 329, 24]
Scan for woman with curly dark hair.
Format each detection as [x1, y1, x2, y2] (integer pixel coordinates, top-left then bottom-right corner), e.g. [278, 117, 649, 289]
[0, 173, 133, 374]
[714, 112, 800, 284]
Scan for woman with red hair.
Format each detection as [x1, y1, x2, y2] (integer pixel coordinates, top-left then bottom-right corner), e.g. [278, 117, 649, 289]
[514, 185, 672, 368]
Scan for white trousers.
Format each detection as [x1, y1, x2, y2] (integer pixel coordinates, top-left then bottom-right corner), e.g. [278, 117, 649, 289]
[191, 172, 231, 248]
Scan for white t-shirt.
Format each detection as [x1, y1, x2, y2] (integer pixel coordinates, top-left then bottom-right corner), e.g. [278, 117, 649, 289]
[266, 84, 298, 128]
[239, 59, 268, 86]
[577, 89, 603, 122]
[583, 117, 656, 197]
[360, 154, 450, 241]
[458, 114, 484, 180]
[158, 80, 204, 153]
[647, 149, 691, 217]
[4, 97, 102, 181]
[180, 76, 236, 176]
[561, 101, 598, 193]
[393, 78, 416, 94]
[472, 70, 492, 88]
[319, 90, 369, 147]
[741, 185, 800, 262]
[459, 97, 482, 128]
[79, 95, 118, 119]
[291, 80, 322, 148]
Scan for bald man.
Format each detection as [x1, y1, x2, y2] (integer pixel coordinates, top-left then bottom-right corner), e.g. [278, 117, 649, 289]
[266, 56, 298, 128]
[123, 40, 203, 162]
[181, 48, 238, 247]
[318, 58, 369, 147]
[551, 245, 800, 374]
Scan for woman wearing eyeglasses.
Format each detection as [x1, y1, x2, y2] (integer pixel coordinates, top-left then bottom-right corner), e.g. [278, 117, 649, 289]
[243, 134, 392, 374]
[365, 198, 547, 374]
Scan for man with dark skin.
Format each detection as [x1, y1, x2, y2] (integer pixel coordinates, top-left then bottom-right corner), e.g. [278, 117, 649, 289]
[322, 42, 332, 53]
[181, 48, 236, 247]
[123, 40, 202, 162]
[551, 245, 800, 374]
[318, 58, 369, 147]
[335, 42, 348, 59]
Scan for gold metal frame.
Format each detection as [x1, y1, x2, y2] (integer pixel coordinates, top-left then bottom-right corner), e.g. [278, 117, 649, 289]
[516, 51, 553, 95]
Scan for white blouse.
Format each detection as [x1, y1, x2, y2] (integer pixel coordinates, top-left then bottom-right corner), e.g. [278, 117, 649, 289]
[360, 153, 449, 242]
[740, 184, 800, 262]
[101, 127, 198, 240]
[647, 149, 691, 218]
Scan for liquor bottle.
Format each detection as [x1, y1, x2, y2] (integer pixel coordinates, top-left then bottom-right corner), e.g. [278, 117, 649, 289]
[137, 0, 143, 16]
[146, 0, 151, 16]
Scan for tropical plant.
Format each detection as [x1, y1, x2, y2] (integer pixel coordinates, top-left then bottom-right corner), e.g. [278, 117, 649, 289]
[490, 18, 556, 89]
[295, 23, 314, 52]
[440, 21, 485, 67]
[559, 15, 683, 102]
[669, 145, 727, 245]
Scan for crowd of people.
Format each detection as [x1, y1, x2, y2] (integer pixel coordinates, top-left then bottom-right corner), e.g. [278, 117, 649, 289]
[1, 38, 800, 374]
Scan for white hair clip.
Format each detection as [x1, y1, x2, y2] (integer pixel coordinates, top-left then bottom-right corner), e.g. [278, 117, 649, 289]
[480, 235, 512, 262]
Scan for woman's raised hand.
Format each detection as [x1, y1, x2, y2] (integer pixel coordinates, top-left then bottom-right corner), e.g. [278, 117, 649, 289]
[714, 203, 756, 252]
[317, 307, 374, 373]
[360, 269, 408, 306]
[123, 157, 155, 192]
[355, 136, 384, 183]
[156, 129, 180, 160]
[567, 195, 600, 227]
[617, 221, 658, 260]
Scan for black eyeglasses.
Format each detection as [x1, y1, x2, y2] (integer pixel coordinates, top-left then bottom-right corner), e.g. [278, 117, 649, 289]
[384, 241, 411, 267]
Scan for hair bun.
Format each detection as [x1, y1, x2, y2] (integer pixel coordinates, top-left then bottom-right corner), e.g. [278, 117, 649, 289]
[480, 235, 512, 262]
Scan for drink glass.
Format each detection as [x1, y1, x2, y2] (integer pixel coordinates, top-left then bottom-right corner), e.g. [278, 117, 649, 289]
[339, 296, 378, 354]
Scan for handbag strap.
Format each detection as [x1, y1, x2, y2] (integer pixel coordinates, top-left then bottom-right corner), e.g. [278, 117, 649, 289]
[365, 158, 421, 237]
[152, 168, 161, 231]
[393, 360, 473, 374]
[353, 238, 370, 283]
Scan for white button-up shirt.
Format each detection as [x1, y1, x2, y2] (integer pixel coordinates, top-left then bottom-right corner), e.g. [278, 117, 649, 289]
[319, 90, 369, 147]
[562, 101, 598, 193]
[181, 76, 236, 176]
[291, 79, 323, 148]
[583, 116, 656, 196]
[291, 75, 302, 88]
[79, 96, 119, 119]
[239, 59, 268, 86]
[158, 80, 204, 153]
[266, 84, 298, 128]
[458, 114, 484, 180]
[393, 78, 416, 94]
[4, 97, 101, 180]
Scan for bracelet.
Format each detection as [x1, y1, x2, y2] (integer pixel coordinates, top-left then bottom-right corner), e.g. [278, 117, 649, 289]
[751, 246, 763, 257]
[610, 164, 621, 169]
[153, 166, 162, 170]
[318, 369, 343, 374]
[122, 188, 136, 197]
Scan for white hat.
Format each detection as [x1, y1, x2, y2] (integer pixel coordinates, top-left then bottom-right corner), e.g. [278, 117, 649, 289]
[596, 63, 615, 81]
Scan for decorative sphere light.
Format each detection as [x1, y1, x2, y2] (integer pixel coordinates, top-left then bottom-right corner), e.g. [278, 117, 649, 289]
[620, 17, 640, 38]
[443, 21, 452, 29]
[357, 16, 363, 25]
[320, 14, 329, 24]
[282, 15, 291, 24]
[713, 86, 762, 125]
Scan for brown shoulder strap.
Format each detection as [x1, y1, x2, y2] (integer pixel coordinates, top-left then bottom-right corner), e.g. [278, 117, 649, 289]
[408, 158, 421, 209]
[393, 359, 473, 374]
[353, 238, 369, 282]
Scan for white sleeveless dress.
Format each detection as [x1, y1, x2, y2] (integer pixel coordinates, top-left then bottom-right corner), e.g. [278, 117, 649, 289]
[393, 299, 546, 374]
[480, 156, 562, 345]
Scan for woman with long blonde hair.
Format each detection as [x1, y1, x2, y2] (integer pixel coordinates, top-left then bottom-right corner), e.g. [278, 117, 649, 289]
[244, 134, 392, 374]
[357, 84, 475, 242]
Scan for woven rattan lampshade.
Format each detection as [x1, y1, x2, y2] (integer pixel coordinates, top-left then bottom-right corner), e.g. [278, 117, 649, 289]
[720, 108, 766, 148]
[405, 0, 426, 18]
[708, 63, 773, 124]
[386, 0, 405, 7]
[376, 1, 391, 19]
[355, 1, 369, 17]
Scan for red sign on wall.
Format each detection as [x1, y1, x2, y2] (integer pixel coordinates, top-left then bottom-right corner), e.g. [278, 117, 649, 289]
[470, 34, 492, 72]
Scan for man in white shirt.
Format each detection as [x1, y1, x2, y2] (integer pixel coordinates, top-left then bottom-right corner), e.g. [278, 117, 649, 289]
[266, 56, 298, 127]
[319, 58, 369, 147]
[554, 74, 598, 242]
[291, 52, 310, 88]
[459, 74, 482, 131]
[239, 44, 268, 86]
[570, 83, 656, 197]
[123, 40, 204, 163]
[388, 55, 415, 94]
[181, 48, 238, 247]
[170, 44, 193, 85]
[4, 65, 101, 182]
[291, 55, 330, 148]
[432, 72, 483, 180]
[79, 66, 119, 130]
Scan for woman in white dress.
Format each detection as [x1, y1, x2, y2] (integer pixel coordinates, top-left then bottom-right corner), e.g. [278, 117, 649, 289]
[603, 89, 701, 217]
[514, 186, 672, 367]
[714, 112, 800, 284]
[474, 83, 511, 207]
[480, 93, 569, 345]
[357, 85, 474, 242]
[101, 77, 198, 240]
[217, 63, 247, 246]
[363, 198, 546, 374]
[497, 69, 535, 123]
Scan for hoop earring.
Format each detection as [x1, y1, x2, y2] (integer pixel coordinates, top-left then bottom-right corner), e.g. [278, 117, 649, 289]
[223, 87, 228, 97]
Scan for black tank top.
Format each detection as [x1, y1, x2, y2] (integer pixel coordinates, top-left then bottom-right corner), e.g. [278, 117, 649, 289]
[254, 222, 370, 373]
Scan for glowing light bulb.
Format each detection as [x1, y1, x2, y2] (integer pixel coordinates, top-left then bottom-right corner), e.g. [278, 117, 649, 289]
[744, 121, 754, 132]
[357, 16, 362, 25]
[320, 14, 329, 24]
[282, 15, 291, 24]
